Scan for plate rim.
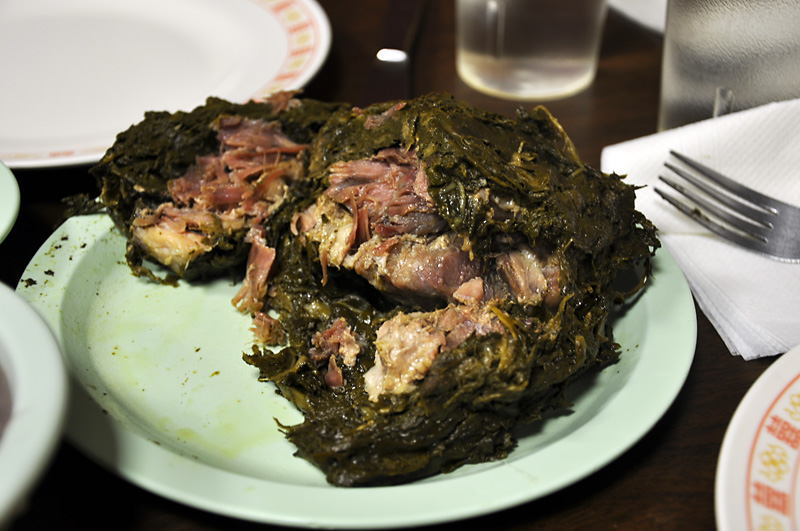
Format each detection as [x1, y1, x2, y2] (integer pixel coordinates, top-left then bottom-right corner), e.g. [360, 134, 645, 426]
[16, 214, 697, 528]
[715, 344, 800, 530]
[0, 163, 19, 243]
[0, 0, 332, 170]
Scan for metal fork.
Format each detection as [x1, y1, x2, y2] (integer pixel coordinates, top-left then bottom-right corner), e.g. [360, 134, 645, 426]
[655, 151, 800, 262]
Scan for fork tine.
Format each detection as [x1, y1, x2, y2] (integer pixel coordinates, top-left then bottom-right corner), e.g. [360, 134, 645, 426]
[663, 162, 776, 228]
[657, 152, 800, 262]
[654, 187, 772, 253]
[658, 175, 770, 241]
[669, 151, 785, 213]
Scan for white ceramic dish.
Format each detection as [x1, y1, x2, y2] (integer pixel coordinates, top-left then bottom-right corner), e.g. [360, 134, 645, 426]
[0, 0, 330, 169]
[0, 282, 68, 527]
[716, 344, 800, 530]
[16, 214, 696, 528]
[0, 163, 19, 243]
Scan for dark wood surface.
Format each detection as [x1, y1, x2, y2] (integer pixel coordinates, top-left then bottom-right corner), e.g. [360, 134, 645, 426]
[2, 1, 777, 529]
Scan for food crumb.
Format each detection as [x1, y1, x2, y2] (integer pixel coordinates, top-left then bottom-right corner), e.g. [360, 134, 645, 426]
[210, 371, 220, 377]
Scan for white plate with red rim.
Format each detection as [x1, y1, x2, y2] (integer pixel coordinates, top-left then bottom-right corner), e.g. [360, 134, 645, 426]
[15, 213, 696, 528]
[716, 344, 800, 530]
[0, 0, 330, 169]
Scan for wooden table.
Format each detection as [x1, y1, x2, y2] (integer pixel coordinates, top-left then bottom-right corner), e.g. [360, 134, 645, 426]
[3, 1, 777, 529]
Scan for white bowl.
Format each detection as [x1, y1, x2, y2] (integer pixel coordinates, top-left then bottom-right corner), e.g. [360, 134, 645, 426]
[0, 281, 67, 526]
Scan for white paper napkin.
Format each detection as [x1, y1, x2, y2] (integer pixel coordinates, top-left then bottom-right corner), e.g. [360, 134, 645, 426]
[601, 98, 800, 360]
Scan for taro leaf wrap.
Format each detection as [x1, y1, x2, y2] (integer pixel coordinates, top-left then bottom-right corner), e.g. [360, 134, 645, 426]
[90, 94, 345, 282]
[244, 94, 659, 487]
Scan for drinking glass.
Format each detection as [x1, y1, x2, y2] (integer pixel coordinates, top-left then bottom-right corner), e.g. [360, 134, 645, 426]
[455, 0, 608, 101]
[658, 0, 800, 130]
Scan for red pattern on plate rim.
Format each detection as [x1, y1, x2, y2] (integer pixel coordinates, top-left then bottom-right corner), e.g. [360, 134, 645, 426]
[745, 371, 800, 529]
[251, 0, 326, 99]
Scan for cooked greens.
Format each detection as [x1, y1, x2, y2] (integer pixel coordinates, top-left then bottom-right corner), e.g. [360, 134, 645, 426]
[90, 93, 658, 487]
[243, 94, 659, 486]
[90, 94, 345, 282]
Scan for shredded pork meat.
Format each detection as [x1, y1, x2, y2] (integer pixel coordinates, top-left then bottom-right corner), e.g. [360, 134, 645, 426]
[130, 116, 308, 283]
[310, 318, 361, 368]
[497, 245, 562, 309]
[345, 232, 482, 305]
[294, 148, 564, 399]
[364, 304, 505, 400]
[308, 318, 362, 388]
[326, 147, 446, 241]
[232, 226, 275, 313]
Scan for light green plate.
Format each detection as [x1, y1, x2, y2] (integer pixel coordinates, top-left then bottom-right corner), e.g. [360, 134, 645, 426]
[16, 214, 696, 528]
